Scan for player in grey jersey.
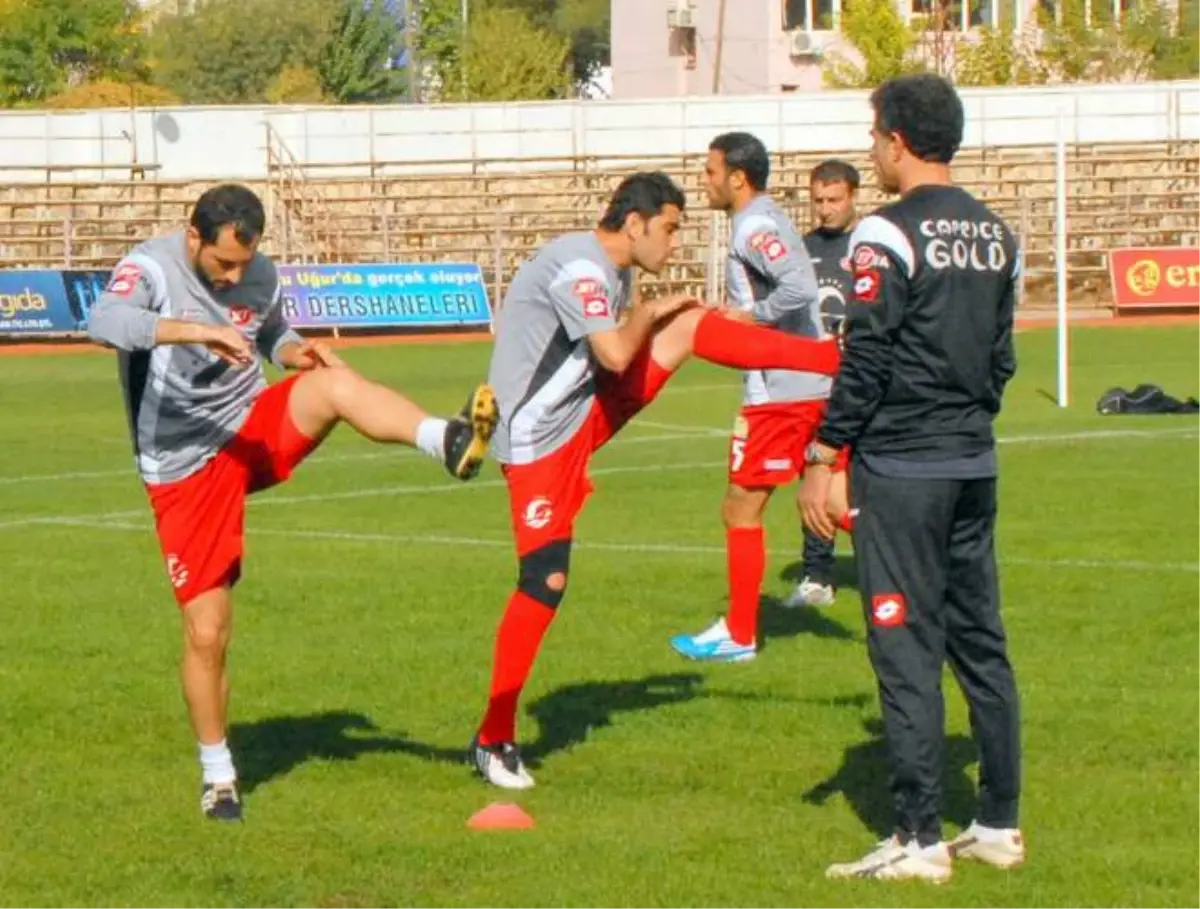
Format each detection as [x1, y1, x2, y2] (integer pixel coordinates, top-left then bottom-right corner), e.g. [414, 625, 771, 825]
[470, 172, 843, 790]
[87, 184, 498, 822]
[670, 132, 830, 663]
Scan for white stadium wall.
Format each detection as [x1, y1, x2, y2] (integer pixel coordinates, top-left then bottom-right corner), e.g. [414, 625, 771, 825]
[0, 80, 1195, 182]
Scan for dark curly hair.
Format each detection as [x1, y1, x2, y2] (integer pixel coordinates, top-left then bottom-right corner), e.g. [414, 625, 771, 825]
[598, 172, 687, 231]
[870, 74, 964, 165]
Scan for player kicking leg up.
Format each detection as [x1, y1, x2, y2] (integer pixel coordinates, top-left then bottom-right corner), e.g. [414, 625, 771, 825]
[86, 183, 498, 820]
[468, 171, 842, 789]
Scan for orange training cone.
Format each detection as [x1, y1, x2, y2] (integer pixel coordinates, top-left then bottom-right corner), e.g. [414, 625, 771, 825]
[467, 802, 535, 830]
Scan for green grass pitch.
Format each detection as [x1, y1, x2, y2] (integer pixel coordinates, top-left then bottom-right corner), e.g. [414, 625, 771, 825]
[0, 323, 1196, 907]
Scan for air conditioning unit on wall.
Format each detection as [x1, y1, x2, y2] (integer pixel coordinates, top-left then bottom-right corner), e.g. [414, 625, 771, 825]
[667, 1, 696, 29]
[789, 30, 823, 57]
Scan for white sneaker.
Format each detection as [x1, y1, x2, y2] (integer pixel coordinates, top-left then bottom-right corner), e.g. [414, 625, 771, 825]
[471, 738, 535, 790]
[826, 835, 953, 883]
[785, 576, 835, 608]
[949, 821, 1026, 869]
[669, 617, 757, 663]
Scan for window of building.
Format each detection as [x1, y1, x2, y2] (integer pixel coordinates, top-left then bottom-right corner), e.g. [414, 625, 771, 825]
[1038, 0, 1135, 25]
[783, 0, 838, 31]
[668, 22, 697, 62]
[910, 0, 999, 28]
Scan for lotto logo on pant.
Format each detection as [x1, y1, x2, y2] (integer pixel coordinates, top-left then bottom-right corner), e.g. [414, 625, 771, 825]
[871, 593, 907, 628]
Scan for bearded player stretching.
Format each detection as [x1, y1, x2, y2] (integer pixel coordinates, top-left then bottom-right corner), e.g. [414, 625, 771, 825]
[88, 183, 498, 821]
[469, 172, 842, 789]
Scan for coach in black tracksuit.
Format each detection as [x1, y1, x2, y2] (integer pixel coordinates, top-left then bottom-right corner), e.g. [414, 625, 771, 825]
[800, 74, 1023, 874]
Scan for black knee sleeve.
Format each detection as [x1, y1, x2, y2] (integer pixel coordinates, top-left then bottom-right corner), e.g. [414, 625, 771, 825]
[517, 539, 572, 608]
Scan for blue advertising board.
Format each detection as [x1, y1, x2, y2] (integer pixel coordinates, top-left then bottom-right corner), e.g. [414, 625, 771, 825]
[0, 262, 492, 335]
[277, 263, 491, 329]
[0, 269, 109, 335]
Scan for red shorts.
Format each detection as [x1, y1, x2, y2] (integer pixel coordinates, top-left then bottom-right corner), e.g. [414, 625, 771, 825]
[146, 375, 321, 607]
[503, 345, 672, 556]
[728, 399, 827, 488]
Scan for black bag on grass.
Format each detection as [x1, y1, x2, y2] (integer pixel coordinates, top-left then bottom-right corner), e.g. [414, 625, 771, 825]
[1096, 384, 1200, 415]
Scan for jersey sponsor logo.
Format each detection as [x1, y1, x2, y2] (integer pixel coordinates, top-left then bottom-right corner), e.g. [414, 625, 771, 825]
[107, 262, 143, 297]
[749, 231, 788, 263]
[919, 218, 1008, 272]
[523, 496, 553, 530]
[572, 278, 611, 319]
[852, 245, 885, 271]
[228, 305, 254, 327]
[853, 270, 881, 303]
[871, 593, 907, 628]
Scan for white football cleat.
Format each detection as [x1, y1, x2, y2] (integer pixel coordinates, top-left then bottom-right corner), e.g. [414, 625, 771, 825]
[471, 738, 535, 790]
[826, 835, 953, 884]
[949, 821, 1026, 869]
[785, 576, 836, 608]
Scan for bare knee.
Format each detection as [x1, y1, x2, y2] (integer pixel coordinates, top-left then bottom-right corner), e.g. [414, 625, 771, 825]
[315, 366, 362, 418]
[183, 594, 232, 666]
[723, 484, 769, 529]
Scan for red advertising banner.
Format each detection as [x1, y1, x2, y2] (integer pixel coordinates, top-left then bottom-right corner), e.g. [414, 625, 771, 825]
[1109, 247, 1200, 311]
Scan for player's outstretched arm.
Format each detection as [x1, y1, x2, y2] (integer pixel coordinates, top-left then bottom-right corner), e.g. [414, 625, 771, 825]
[588, 295, 698, 373]
[547, 265, 695, 374]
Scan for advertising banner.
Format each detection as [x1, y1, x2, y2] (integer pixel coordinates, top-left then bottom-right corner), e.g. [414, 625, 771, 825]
[0, 262, 492, 335]
[277, 263, 492, 329]
[1109, 247, 1200, 311]
[0, 269, 108, 334]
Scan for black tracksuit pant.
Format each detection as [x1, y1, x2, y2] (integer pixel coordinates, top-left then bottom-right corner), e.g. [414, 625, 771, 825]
[801, 526, 837, 586]
[850, 456, 1022, 846]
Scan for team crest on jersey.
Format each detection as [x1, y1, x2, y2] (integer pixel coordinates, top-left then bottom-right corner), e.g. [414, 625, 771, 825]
[106, 262, 143, 297]
[852, 245, 883, 271]
[572, 278, 611, 319]
[523, 496, 553, 530]
[228, 305, 254, 327]
[749, 231, 787, 263]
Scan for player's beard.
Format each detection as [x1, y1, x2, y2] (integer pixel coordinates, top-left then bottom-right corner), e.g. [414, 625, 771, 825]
[194, 263, 233, 292]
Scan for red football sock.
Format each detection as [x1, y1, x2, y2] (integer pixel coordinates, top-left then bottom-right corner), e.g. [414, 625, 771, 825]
[693, 310, 841, 375]
[725, 526, 766, 646]
[839, 509, 857, 533]
[478, 591, 556, 746]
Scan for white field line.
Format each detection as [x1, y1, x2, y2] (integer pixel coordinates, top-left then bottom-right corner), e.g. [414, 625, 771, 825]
[0, 424, 1194, 537]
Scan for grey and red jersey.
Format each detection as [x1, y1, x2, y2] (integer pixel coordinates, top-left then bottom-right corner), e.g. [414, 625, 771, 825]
[487, 231, 633, 465]
[726, 194, 827, 405]
[87, 231, 301, 485]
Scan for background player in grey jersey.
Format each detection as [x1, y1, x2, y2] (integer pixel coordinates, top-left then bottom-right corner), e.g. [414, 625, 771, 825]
[787, 158, 861, 609]
[669, 132, 828, 663]
[471, 172, 843, 789]
[87, 184, 498, 822]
